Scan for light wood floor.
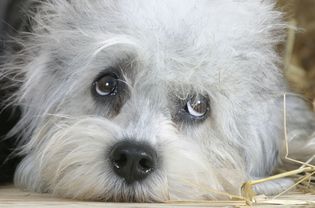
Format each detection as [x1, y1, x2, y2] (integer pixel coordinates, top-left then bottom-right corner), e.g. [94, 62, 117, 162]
[1, 185, 315, 207]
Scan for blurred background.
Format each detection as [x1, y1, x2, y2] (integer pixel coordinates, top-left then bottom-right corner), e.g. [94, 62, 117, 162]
[277, 0, 315, 110]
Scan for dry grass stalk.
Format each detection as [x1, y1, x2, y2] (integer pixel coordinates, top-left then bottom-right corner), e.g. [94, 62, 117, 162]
[284, 19, 297, 72]
[241, 93, 315, 204]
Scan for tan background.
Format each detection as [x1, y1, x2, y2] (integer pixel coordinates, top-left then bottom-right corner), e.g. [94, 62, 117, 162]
[277, 0, 315, 109]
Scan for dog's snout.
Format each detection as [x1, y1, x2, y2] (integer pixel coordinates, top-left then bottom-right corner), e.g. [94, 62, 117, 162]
[109, 141, 157, 184]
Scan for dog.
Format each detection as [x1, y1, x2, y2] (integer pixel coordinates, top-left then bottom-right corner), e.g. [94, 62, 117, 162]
[1, 0, 315, 202]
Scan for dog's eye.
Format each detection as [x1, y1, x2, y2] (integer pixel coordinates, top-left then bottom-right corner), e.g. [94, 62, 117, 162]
[94, 73, 118, 96]
[185, 95, 209, 118]
[172, 94, 210, 124]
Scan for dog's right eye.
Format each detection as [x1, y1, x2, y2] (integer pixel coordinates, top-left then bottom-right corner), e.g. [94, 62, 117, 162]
[93, 73, 118, 96]
[91, 68, 129, 117]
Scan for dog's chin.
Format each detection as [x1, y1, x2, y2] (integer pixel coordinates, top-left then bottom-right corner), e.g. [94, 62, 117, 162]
[13, 117, 245, 202]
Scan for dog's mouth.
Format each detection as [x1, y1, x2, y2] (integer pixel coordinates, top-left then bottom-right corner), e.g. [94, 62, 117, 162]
[105, 190, 142, 202]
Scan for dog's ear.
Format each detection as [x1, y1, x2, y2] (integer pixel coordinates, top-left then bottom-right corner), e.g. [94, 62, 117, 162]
[279, 95, 315, 169]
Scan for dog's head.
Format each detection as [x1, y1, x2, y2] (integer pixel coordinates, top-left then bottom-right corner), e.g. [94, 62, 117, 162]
[6, 0, 286, 202]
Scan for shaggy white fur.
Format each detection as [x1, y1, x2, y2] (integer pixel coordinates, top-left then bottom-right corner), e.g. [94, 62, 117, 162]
[1, 0, 315, 202]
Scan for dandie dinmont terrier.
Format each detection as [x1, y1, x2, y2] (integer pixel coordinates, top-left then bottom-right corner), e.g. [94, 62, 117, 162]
[1, 0, 315, 202]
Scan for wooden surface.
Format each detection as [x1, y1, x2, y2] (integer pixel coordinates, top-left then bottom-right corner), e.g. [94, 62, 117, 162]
[0, 186, 245, 208]
[1, 186, 315, 207]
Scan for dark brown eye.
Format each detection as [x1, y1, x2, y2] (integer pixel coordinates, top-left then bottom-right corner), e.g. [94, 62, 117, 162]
[186, 95, 209, 118]
[94, 73, 118, 96]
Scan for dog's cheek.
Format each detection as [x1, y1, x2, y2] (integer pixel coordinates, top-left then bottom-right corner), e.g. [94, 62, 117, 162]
[14, 118, 122, 199]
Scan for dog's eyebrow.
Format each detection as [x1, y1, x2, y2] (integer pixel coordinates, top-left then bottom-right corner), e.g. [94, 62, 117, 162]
[92, 36, 139, 58]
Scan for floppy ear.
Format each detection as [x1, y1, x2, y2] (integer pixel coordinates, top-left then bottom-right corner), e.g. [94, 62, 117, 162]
[279, 95, 315, 169]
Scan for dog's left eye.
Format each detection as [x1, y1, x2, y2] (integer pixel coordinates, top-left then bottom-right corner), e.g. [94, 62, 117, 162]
[94, 73, 118, 96]
[185, 95, 209, 118]
[172, 94, 210, 124]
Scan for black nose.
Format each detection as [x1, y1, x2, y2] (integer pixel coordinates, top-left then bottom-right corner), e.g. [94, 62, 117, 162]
[109, 141, 157, 184]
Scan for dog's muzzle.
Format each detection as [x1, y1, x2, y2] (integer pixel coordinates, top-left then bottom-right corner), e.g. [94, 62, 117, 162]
[109, 140, 157, 184]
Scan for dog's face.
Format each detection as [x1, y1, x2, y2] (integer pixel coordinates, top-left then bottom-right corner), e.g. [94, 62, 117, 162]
[10, 0, 286, 202]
